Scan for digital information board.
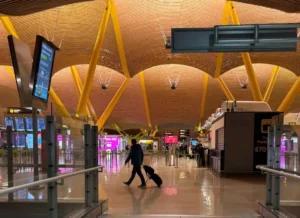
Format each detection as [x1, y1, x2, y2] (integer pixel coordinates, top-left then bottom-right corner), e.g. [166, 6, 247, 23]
[15, 117, 25, 131]
[33, 42, 55, 101]
[38, 118, 45, 130]
[5, 117, 14, 130]
[26, 117, 33, 131]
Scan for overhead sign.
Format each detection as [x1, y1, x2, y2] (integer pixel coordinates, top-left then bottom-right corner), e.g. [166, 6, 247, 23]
[171, 23, 300, 53]
[7, 107, 40, 114]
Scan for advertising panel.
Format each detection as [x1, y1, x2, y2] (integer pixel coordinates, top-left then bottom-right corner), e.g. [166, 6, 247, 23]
[164, 136, 178, 144]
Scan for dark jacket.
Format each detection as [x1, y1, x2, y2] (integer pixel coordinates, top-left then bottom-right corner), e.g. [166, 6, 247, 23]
[125, 144, 144, 165]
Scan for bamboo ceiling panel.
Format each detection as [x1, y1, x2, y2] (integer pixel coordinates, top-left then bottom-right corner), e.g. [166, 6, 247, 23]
[144, 64, 205, 126]
[106, 75, 148, 128]
[0, 63, 297, 128]
[0, 0, 299, 77]
[0, 0, 93, 16]
[6, 0, 109, 73]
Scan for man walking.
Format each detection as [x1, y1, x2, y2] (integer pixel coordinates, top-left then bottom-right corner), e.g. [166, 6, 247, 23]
[123, 139, 146, 188]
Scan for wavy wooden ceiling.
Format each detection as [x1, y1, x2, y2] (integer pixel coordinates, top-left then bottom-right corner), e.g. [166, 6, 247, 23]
[0, 0, 300, 129]
[0, 0, 298, 77]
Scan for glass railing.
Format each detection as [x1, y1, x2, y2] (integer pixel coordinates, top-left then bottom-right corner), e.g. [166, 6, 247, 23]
[0, 166, 107, 218]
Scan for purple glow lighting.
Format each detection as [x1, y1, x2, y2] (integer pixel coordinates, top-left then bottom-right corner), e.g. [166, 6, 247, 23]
[99, 135, 121, 152]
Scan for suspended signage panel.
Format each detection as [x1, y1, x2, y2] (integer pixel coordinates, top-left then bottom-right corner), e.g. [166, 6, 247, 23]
[171, 23, 300, 53]
[31, 35, 58, 103]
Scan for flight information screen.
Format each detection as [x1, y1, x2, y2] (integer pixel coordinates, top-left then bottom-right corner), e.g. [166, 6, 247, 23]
[33, 42, 55, 101]
[26, 117, 33, 131]
[5, 117, 14, 130]
[16, 135, 26, 147]
[38, 118, 45, 130]
[15, 117, 25, 131]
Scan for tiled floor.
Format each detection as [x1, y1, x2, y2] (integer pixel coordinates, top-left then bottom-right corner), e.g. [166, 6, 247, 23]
[0, 154, 276, 217]
[100, 155, 265, 217]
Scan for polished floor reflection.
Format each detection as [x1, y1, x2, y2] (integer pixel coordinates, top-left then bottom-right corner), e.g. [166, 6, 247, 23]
[0, 154, 267, 217]
[101, 155, 265, 217]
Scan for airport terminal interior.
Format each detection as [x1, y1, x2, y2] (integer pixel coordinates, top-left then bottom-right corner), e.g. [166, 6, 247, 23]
[1, 0, 300, 217]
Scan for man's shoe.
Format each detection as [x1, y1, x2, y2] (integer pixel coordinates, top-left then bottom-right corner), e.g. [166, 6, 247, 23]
[123, 182, 130, 186]
[138, 184, 146, 188]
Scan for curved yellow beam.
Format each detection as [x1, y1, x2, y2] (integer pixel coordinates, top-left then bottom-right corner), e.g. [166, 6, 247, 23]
[263, 66, 280, 103]
[48, 89, 71, 118]
[1, 16, 70, 117]
[277, 77, 300, 113]
[217, 77, 234, 101]
[200, 74, 209, 125]
[70, 66, 90, 116]
[96, 78, 130, 130]
[214, 1, 231, 78]
[228, 2, 263, 101]
[70, 66, 99, 122]
[0, 17, 19, 39]
[110, 0, 130, 78]
[76, 2, 111, 115]
[139, 71, 152, 128]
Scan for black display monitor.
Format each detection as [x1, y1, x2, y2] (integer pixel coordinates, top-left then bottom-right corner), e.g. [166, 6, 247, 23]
[37, 118, 45, 131]
[5, 117, 14, 130]
[15, 117, 25, 131]
[31, 35, 58, 102]
[25, 117, 33, 131]
[16, 134, 26, 147]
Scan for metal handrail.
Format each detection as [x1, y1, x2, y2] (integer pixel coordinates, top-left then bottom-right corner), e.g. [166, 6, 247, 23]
[0, 165, 103, 196]
[257, 165, 300, 180]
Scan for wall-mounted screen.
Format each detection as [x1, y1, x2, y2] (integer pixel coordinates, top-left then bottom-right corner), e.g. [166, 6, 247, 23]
[38, 118, 45, 130]
[27, 133, 33, 148]
[191, 140, 198, 146]
[27, 133, 42, 149]
[5, 117, 14, 130]
[25, 117, 33, 131]
[15, 134, 26, 147]
[164, 136, 178, 144]
[15, 117, 25, 131]
[31, 35, 57, 102]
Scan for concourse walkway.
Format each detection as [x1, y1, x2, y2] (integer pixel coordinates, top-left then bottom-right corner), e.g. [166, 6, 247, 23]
[0, 153, 270, 217]
[101, 155, 264, 218]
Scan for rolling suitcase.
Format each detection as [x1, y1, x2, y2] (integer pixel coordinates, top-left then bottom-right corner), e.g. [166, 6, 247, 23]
[143, 165, 163, 187]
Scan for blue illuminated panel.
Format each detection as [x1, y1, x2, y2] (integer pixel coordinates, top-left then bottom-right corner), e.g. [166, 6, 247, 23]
[33, 42, 54, 101]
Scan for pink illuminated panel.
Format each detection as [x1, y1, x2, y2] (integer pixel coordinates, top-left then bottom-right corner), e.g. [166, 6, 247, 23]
[165, 136, 178, 144]
[99, 135, 121, 152]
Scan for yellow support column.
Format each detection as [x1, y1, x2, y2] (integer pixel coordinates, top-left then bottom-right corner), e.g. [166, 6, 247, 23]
[48, 89, 71, 117]
[96, 78, 130, 130]
[200, 74, 209, 125]
[5, 66, 15, 78]
[152, 125, 158, 137]
[228, 2, 263, 101]
[214, 1, 231, 78]
[139, 71, 152, 128]
[263, 66, 280, 103]
[76, 2, 111, 115]
[277, 77, 300, 113]
[110, 0, 131, 79]
[70, 66, 98, 122]
[1, 16, 71, 117]
[217, 77, 234, 101]
[112, 123, 127, 138]
[70, 66, 90, 117]
[0, 17, 19, 39]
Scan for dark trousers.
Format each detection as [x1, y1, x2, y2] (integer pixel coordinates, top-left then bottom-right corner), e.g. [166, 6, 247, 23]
[128, 165, 146, 185]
